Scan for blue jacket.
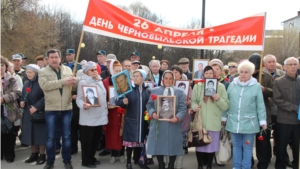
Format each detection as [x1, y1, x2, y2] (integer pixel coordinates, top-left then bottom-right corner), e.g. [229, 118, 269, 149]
[222, 77, 266, 134]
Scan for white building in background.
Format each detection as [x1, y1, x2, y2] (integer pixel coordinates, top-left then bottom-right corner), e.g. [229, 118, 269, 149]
[282, 11, 300, 57]
[282, 11, 300, 29]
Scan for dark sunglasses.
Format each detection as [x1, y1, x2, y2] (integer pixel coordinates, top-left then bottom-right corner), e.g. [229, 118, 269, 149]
[89, 69, 98, 72]
[229, 66, 236, 68]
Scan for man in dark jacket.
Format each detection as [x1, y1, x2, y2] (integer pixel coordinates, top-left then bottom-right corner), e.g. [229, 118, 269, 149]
[273, 57, 300, 169]
[178, 57, 192, 80]
[249, 53, 273, 169]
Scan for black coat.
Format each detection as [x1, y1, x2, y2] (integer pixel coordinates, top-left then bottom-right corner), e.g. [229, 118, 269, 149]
[20, 76, 46, 145]
[116, 83, 151, 143]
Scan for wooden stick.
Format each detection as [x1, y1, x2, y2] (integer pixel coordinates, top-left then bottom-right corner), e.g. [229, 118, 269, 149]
[258, 51, 264, 84]
[68, 30, 85, 103]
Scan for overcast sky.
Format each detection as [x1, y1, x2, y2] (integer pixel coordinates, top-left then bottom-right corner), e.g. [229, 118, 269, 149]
[42, 0, 300, 30]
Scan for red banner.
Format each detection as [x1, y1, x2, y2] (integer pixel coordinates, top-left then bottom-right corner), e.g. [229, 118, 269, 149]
[83, 0, 265, 51]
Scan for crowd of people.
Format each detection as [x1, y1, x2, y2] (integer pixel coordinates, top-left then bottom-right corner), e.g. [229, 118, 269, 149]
[0, 48, 299, 169]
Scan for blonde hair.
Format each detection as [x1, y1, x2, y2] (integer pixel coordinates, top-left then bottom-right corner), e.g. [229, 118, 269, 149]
[276, 62, 283, 70]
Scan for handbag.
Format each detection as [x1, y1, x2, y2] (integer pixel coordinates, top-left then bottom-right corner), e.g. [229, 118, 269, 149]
[30, 110, 45, 123]
[215, 126, 231, 164]
[188, 108, 212, 147]
[1, 116, 14, 135]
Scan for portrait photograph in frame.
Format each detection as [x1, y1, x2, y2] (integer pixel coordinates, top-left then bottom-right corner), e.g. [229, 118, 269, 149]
[81, 85, 101, 107]
[192, 59, 210, 81]
[108, 86, 117, 106]
[111, 70, 133, 98]
[204, 78, 218, 96]
[175, 80, 190, 100]
[157, 96, 176, 121]
[144, 81, 154, 89]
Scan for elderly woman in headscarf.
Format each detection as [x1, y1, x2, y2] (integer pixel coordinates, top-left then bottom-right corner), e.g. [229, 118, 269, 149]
[102, 60, 125, 164]
[76, 61, 108, 168]
[19, 64, 46, 165]
[191, 66, 229, 169]
[1, 56, 21, 163]
[116, 69, 151, 169]
[146, 70, 187, 169]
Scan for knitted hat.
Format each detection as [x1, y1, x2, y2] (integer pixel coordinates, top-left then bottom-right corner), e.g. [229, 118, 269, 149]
[26, 64, 40, 73]
[209, 59, 224, 69]
[82, 61, 97, 73]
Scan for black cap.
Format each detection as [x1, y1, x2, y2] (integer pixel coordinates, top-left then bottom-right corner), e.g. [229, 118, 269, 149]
[249, 53, 261, 70]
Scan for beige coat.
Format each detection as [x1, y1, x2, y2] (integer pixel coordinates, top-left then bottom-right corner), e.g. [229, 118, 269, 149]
[38, 65, 78, 111]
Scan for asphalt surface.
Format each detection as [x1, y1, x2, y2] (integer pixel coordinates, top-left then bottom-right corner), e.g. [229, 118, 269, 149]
[1, 138, 293, 169]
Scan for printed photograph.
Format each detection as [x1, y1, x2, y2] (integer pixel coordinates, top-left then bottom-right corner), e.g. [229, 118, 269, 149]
[204, 78, 218, 96]
[112, 70, 133, 98]
[144, 81, 154, 89]
[109, 86, 116, 106]
[157, 96, 176, 121]
[192, 59, 209, 80]
[82, 85, 100, 107]
[175, 80, 190, 100]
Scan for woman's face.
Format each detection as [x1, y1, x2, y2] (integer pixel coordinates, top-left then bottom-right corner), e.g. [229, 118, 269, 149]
[1, 63, 6, 75]
[113, 66, 122, 75]
[116, 75, 128, 90]
[239, 67, 252, 82]
[86, 66, 98, 79]
[212, 65, 221, 77]
[132, 72, 143, 85]
[203, 69, 214, 79]
[7, 65, 14, 74]
[163, 72, 173, 87]
[26, 69, 36, 80]
[172, 69, 181, 80]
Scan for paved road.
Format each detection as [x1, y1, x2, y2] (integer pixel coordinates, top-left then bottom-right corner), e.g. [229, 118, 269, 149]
[1, 138, 293, 169]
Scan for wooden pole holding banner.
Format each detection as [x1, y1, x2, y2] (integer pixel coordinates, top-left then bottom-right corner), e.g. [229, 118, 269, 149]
[258, 51, 264, 84]
[68, 30, 85, 103]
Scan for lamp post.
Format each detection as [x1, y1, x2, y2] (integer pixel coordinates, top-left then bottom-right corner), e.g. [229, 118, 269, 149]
[200, 0, 205, 59]
[157, 45, 163, 60]
[152, 56, 156, 60]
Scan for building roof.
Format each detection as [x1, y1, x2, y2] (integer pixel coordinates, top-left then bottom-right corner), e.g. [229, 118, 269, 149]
[282, 14, 300, 23]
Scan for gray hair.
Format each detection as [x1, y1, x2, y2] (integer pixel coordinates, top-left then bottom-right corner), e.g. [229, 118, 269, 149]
[263, 54, 277, 63]
[238, 61, 255, 74]
[149, 60, 161, 67]
[284, 57, 299, 65]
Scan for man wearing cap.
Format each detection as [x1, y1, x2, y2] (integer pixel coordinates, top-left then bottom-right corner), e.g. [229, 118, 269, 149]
[63, 49, 82, 72]
[178, 57, 192, 80]
[96, 50, 107, 72]
[248, 53, 274, 169]
[11, 54, 27, 82]
[63, 48, 82, 155]
[18, 53, 27, 70]
[100, 54, 117, 80]
[130, 51, 151, 76]
[38, 49, 78, 169]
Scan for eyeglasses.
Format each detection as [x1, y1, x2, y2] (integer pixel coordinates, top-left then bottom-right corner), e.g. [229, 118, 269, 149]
[286, 63, 298, 67]
[89, 69, 98, 72]
[229, 66, 236, 68]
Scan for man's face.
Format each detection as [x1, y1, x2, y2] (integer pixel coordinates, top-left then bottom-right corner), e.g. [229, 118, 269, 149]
[37, 60, 44, 68]
[130, 55, 140, 61]
[123, 61, 131, 72]
[48, 52, 61, 69]
[12, 59, 21, 69]
[284, 59, 298, 76]
[87, 91, 94, 98]
[264, 57, 276, 72]
[131, 64, 139, 71]
[150, 63, 160, 74]
[198, 64, 203, 71]
[179, 63, 189, 72]
[162, 100, 170, 111]
[116, 75, 127, 89]
[97, 54, 106, 64]
[207, 82, 214, 89]
[161, 62, 168, 70]
[66, 54, 75, 62]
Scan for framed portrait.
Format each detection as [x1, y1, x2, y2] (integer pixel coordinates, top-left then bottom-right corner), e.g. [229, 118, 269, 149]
[157, 96, 176, 121]
[204, 78, 218, 96]
[144, 81, 154, 89]
[81, 85, 101, 107]
[175, 80, 190, 100]
[111, 70, 133, 98]
[192, 59, 210, 81]
[108, 86, 116, 106]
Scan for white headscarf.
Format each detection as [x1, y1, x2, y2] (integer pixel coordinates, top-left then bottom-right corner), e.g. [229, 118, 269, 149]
[109, 60, 122, 76]
[162, 70, 175, 96]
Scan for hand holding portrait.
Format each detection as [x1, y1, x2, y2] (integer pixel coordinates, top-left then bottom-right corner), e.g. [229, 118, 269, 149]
[123, 98, 128, 105]
[212, 94, 220, 101]
[83, 103, 91, 110]
[169, 117, 178, 123]
[152, 112, 159, 120]
[20, 101, 25, 108]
